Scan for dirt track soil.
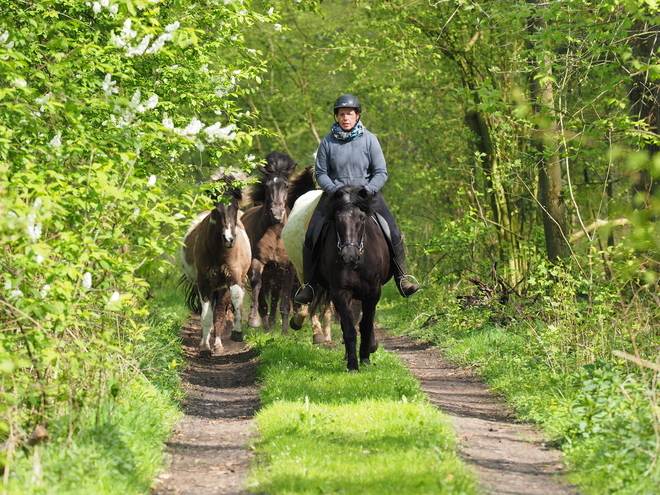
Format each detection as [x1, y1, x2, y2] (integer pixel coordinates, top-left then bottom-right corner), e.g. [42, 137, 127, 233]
[152, 321, 578, 495]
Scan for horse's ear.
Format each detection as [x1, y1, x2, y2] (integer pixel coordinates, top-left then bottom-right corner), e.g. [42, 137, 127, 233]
[286, 160, 298, 175]
[257, 164, 268, 176]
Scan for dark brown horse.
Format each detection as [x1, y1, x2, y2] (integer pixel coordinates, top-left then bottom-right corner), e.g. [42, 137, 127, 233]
[241, 151, 297, 333]
[179, 170, 251, 357]
[314, 186, 390, 371]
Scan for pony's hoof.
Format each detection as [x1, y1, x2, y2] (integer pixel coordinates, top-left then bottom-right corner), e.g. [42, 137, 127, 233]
[312, 333, 326, 344]
[199, 349, 212, 359]
[347, 367, 359, 373]
[360, 358, 372, 366]
[248, 317, 261, 328]
[369, 342, 379, 353]
[289, 317, 303, 331]
[230, 331, 244, 342]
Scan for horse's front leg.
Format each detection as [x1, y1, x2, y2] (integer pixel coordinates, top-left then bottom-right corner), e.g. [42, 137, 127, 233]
[358, 299, 378, 366]
[229, 283, 246, 342]
[334, 294, 358, 371]
[248, 259, 264, 329]
[198, 293, 216, 358]
[279, 265, 295, 335]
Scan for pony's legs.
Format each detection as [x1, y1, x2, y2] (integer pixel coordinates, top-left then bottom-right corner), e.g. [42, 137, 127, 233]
[229, 284, 245, 342]
[358, 300, 378, 365]
[248, 260, 264, 328]
[279, 266, 295, 335]
[199, 296, 216, 356]
[335, 295, 358, 371]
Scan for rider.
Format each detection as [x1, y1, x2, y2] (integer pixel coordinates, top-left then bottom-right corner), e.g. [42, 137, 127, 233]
[294, 94, 421, 304]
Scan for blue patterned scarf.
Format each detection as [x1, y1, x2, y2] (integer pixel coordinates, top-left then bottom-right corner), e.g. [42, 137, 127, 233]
[331, 121, 365, 142]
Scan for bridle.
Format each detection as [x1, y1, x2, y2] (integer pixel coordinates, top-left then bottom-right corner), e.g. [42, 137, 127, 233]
[335, 215, 366, 256]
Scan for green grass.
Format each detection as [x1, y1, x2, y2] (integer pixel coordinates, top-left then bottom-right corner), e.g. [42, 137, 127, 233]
[376, 286, 660, 495]
[247, 331, 478, 494]
[2, 272, 186, 494]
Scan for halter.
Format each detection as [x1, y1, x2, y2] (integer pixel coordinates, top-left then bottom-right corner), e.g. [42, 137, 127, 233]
[335, 218, 366, 256]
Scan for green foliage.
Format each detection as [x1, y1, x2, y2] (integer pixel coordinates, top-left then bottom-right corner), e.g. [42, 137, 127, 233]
[248, 333, 478, 494]
[0, 0, 271, 489]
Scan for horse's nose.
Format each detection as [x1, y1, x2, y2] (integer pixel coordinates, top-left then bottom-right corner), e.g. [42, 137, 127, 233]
[341, 249, 360, 269]
[270, 206, 285, 224]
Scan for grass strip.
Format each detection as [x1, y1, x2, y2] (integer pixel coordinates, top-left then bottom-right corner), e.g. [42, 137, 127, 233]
[247, 332, 478, 494]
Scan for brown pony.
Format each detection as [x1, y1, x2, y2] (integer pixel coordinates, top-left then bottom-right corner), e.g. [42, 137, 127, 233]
[241, 151, 297, 333]
[179, 170, 251, 357]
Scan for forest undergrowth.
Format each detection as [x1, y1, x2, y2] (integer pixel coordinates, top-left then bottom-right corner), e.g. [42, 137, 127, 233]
[378, 260, 660, 495]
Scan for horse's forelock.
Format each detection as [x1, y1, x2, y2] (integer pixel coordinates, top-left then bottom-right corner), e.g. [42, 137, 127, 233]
[328, 186, 375, 217]
[265, 151, 298, 176]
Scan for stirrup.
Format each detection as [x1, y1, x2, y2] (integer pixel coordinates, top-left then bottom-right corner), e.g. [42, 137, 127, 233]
[294, 284, 315, 305]
[397, 274, 421, 298]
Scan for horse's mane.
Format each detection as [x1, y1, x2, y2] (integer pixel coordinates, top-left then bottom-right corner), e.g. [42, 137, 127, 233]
[326, 186, 378, 218]
[248, 151, 298, 204]
[209, 167, 249, 205]
[286, 166, 318, 210]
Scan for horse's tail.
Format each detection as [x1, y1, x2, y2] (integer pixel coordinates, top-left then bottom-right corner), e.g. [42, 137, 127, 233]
[287, 166, 317, 210]
[309, 285, 332, 318]
[177, 274, 201, 314]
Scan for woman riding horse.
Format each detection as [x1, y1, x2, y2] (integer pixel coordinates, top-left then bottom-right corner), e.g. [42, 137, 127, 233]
[294, 94, 421, 305]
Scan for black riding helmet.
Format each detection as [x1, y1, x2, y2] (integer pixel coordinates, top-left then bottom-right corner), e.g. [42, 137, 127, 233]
[333, 94, 362, 115]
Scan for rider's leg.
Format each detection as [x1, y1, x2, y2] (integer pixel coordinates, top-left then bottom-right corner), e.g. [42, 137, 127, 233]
[374, 194, 421, 298]
[294, 196, 326, 305]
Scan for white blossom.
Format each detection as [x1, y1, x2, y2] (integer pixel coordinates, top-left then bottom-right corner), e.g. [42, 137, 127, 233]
[33, 198, 43, 210]
[13, 77, 27, 88]
[165, 21, 180, 32]
[109, 291, 120, 303]
[49, 132, 61, 148]
[4, 279, 11, 290]
[0, 31, 8, 45]
[41, 284, 50, 298]
[179, 117, 204, 137]
[109, 3, 118, 14]
[142, 93, 158, 110]
[82, 272, 92, 290]
[147, 175, 157, 187]
[126, 35, 153, 57]
[268, 7, 274, 15]
[133, 207, 140, 216]
[92, 1, 102, 13]
[35, 253, 44, 264]
[27, 222, 42, 242]
[9, 289, 23, 300]
[145, 32, 173, 54]
[35, 93, 51, 106]
[274, 23, 282, 31]
[102, 73, 118, 96]
[204, 122, 236, 142]
[162, 117, 174, 130]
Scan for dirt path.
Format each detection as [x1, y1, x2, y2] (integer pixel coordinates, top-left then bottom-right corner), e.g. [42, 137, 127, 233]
[152, 320, 260, 495]
[152, 323, 577, 495]
[377, 332, 577, 495]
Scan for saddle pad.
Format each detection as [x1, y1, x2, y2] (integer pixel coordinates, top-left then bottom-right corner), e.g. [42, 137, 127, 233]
[282, 190, 323, 279]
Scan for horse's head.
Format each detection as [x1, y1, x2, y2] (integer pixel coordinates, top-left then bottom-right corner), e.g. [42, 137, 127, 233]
[329, 186, 376, 270]
[208, 169, 247, 248]
[256, 151, 298, 224]
[211, 193, 241, 248]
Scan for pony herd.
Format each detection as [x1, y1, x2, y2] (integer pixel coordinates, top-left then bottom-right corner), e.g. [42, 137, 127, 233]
[179, 151, 394, 371]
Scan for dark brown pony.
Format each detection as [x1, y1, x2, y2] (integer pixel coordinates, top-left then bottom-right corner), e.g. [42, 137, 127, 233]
[179, 170, 251, 357]
[241, 151, 297, 333]
[309, 186, 390, 371]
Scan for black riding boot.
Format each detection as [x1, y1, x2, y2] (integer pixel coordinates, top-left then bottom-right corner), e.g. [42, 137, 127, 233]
[392, 240, 421, 298]
[294, 244, 316, 305]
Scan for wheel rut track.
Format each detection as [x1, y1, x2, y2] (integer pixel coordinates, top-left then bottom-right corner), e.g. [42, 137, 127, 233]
[153, 324, 577, 494]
